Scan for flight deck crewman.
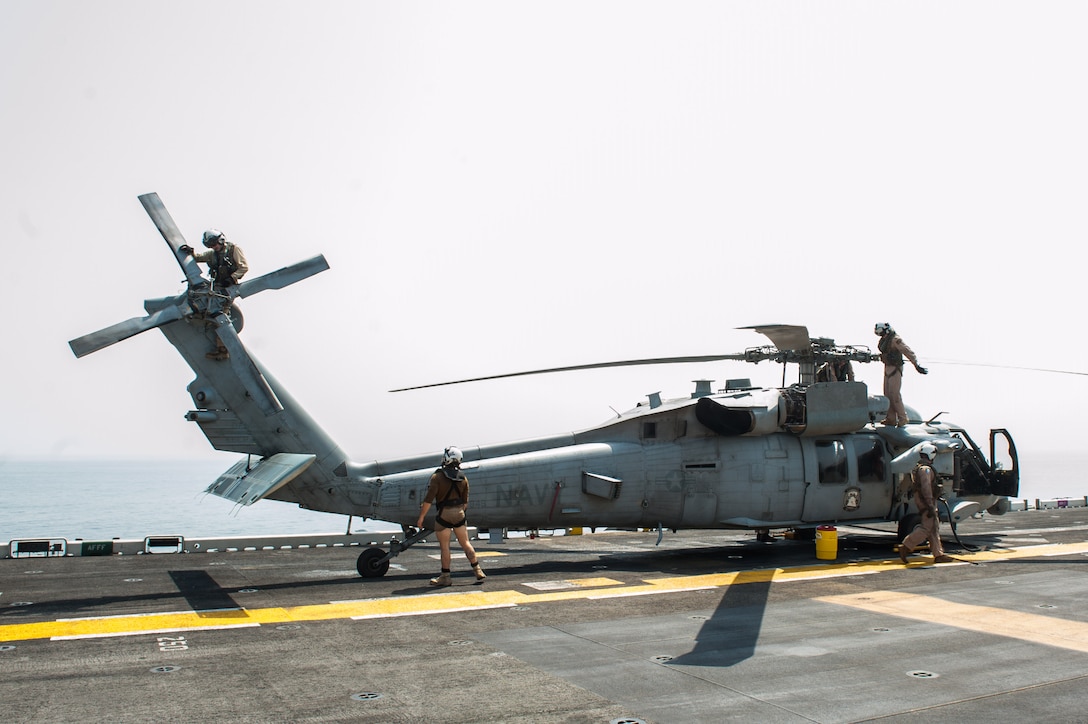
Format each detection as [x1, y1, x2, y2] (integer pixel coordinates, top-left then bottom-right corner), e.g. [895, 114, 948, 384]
[874, 322, 926, 427]
[180, 229, 249, 360]
[898, 443, 954, 564]
[815, 358, 855, 383]
[415, 447, 486, 586]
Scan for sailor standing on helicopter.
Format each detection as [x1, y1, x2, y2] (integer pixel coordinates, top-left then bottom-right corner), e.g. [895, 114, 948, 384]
[875, 322, 926, 426]
[899, 443, 954, 564]
[180, 230, 249, 360]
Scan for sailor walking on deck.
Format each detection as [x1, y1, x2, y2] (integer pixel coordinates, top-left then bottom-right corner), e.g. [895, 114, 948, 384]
[416, 447, 486, 586]
[899, 443, 954, 564]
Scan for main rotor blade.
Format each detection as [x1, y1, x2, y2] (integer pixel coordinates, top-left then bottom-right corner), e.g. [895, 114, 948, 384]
[138, 192, 206, 287]
[931, 360, 1088, 377]
[235, 255, 330, 299]
[390, 354, 748, 392]
[212, 315, 284, 416]
[739, 324, 812, 353]
[69, 304, 186, 358]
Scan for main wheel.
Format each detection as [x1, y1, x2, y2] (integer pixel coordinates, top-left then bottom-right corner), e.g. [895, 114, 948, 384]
[356, 547, 390, 578]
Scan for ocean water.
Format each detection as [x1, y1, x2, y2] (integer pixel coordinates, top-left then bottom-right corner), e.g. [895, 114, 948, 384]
[0, 453, 1083, 542]
[0, 458, 389, 542]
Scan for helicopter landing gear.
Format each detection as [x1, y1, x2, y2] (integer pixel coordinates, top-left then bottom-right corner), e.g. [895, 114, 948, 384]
[355, 526, 433, 579]
[356, 548, 389, 578]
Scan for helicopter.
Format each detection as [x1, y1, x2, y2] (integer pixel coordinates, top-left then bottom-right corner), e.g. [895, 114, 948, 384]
[69, 193, 1020, 578]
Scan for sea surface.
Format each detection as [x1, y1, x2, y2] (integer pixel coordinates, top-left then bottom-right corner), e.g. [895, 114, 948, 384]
[0, 453, 1083, 542]
[0, 458, 390, 542]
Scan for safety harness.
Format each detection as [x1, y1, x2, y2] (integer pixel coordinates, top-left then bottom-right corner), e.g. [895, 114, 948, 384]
[212, 243, 239, 287]
[878, 333, 904, 376]
[910, 461, 944, 501]
[434, 468, 467, 529]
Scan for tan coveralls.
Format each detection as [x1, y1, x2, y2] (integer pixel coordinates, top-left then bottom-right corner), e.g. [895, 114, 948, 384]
[193, 242, 249, 286]
[901, 461, 945, 557]
[878, 333, 920, 426]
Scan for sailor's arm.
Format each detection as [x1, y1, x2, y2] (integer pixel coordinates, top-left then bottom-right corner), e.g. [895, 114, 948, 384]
[897, 338, 927, 374]
[230, 245, 248, 281]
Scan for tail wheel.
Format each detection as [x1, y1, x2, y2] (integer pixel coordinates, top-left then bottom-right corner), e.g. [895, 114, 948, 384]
[357, 547, 390, 578]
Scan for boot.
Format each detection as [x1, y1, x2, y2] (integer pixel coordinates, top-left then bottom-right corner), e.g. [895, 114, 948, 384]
[429, 570, 452, 587]
[898, 544, 913, 565]
[933, 555, 955, 564]
[471, 561, 486, 582]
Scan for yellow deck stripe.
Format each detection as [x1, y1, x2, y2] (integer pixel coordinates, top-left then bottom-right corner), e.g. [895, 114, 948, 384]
[2, 540, 1087, 643]
[817, 590, 1088, 653]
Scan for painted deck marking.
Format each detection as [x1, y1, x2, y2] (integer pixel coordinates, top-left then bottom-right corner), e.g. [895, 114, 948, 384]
[2, 540, 1087, 643]
[817, 590, 1088, 654]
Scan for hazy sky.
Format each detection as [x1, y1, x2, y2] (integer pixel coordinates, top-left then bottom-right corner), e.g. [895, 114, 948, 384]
[3, 2, 1085, 479]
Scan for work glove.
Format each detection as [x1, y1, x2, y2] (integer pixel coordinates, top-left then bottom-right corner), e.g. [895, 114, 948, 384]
[179, 244, 194, 256]
[914, 364, 928, 374]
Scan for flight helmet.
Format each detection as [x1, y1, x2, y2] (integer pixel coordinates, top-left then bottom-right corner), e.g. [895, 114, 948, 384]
[874, 322, 894, 336]
[442, 446, 463, 467]
[203, 229, 226, 248]
[919, 442, 937, 459]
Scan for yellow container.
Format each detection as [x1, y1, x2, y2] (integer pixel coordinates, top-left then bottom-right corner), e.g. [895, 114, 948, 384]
[568, 527, 583, 536]
[815, 525, 838, 560]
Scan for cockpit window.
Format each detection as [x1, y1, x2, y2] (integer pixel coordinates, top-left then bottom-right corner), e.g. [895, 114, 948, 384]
[816, 440, 847, 484]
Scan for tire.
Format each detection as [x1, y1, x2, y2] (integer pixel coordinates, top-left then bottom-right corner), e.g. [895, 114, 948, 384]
[356, 548, 390, 578]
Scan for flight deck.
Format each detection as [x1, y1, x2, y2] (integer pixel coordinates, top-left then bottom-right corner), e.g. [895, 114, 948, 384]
[3, 507, 1088, 723]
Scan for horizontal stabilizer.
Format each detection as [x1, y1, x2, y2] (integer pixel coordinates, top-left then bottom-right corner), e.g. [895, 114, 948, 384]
[69, 303, 186, 358]
[235, 255, 329, 299]
[205, 453, 316, 506]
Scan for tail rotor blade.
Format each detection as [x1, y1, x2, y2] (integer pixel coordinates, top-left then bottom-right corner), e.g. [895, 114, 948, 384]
[138, 192, 206, 287]
[212, 315, 283, 416]
[235, 255, 329, 299]
[69, 304, 185, 358]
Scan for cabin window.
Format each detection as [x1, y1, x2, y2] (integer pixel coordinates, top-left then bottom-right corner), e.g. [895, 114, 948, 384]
[856, 439, 886, 483]
[642, 422, 657, 439]
[816, 440, 847, 484]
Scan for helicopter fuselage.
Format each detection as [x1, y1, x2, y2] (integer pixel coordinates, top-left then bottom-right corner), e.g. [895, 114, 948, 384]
[340, 382, 1014, 533]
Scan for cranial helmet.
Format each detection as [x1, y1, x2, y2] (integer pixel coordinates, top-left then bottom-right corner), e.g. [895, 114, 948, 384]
[874, 322, 894, 335]
[202, 229, 226, 248]
[919, 442, 937, 458]
[442, 446, 463, 467]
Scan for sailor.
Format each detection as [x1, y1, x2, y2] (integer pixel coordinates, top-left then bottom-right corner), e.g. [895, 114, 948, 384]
[180, 230, 249, 360]
[815, 358, 855, 383]
[415, 446, 486, 586]
[874, 323, 926, 426]
[899, 443, 954, 564]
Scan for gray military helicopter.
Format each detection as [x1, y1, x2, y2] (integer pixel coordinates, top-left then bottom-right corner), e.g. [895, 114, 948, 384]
[70, 193, 1020, 578]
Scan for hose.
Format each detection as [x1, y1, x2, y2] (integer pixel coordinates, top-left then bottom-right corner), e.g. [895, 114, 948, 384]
[941, 498, 982, 554]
